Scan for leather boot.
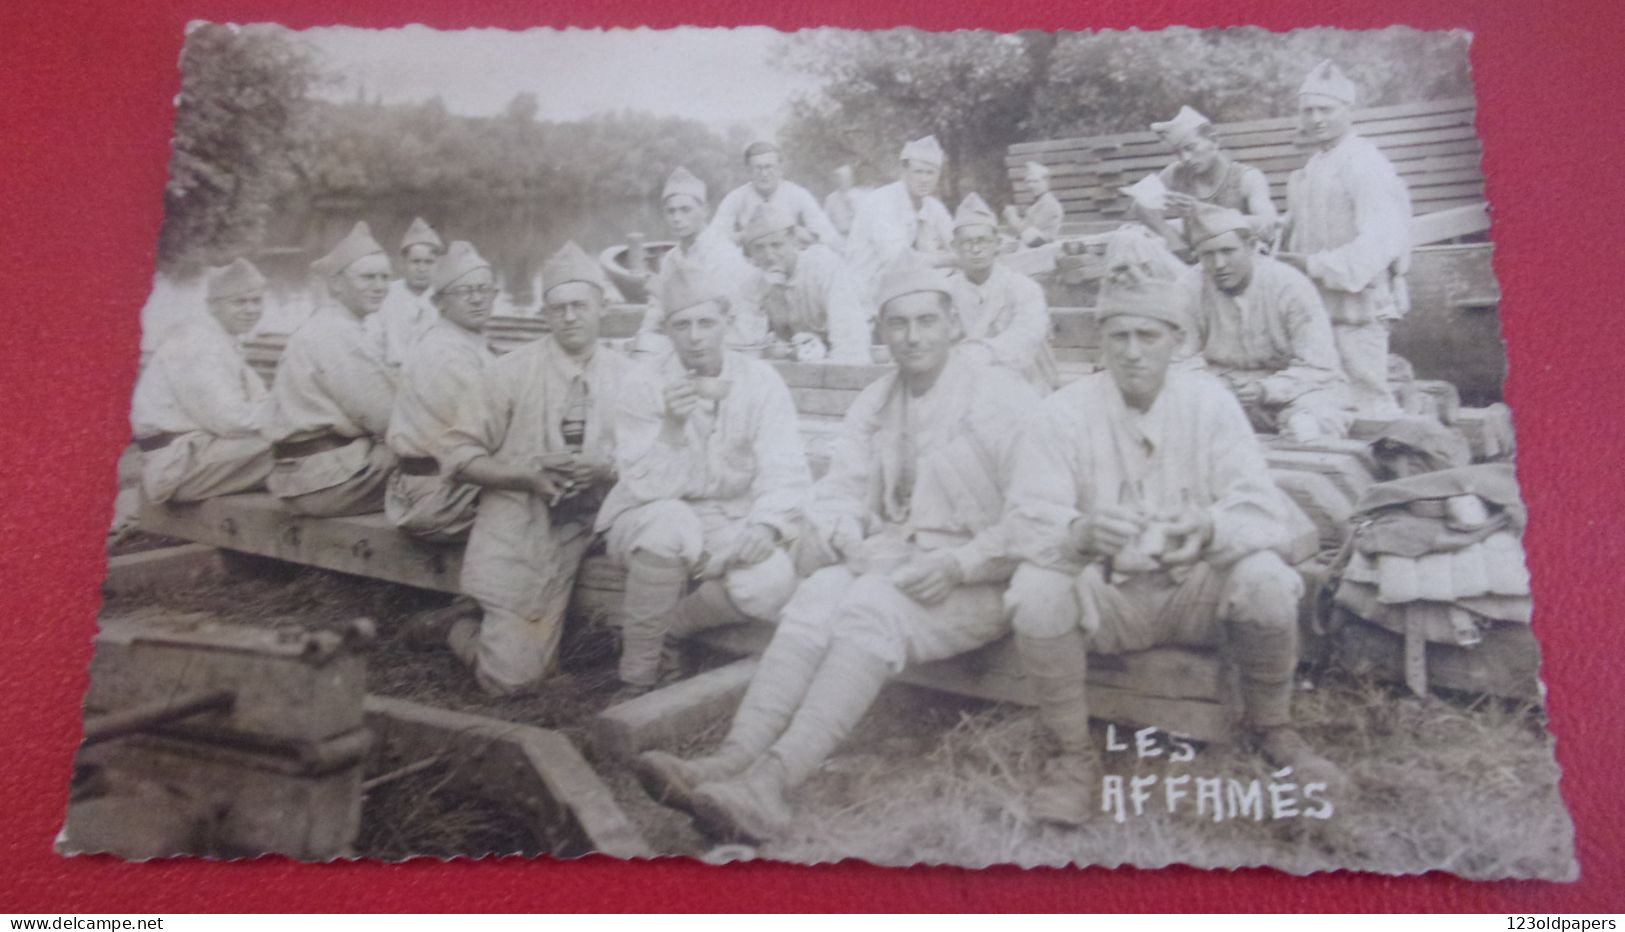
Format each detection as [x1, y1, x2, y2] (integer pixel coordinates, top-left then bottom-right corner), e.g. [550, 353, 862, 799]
[619, 551, 689, 686]
[634, 746, 756, 817]
[1256, 726, 1347, 796]
[1015, 630, 1099, 826]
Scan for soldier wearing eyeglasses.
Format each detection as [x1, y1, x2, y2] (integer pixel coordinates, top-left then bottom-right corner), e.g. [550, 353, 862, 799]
[944, 193, 1057, 392]
[383, 241, 498, 541]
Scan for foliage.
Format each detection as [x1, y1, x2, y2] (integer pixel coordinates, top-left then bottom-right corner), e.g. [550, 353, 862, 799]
[776, 26, 1472, 208]
[157, 24, 322, 274]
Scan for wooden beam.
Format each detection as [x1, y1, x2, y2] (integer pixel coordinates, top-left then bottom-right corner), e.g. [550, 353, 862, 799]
[102, 543, 224, 597]
[589, 658, 758, 761]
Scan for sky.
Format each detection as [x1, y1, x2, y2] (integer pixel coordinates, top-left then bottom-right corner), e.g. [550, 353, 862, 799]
[296, 25, 822, 135]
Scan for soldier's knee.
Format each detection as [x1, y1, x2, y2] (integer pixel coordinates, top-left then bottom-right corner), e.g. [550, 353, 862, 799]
[1005, 564, 1081, 638]
[623, 500, 704, 563]
[1222, 551, 1302, 630]
[724, 548, 798, 621]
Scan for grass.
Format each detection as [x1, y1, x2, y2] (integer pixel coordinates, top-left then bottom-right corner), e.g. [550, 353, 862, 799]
[98, 563, 1575, 878]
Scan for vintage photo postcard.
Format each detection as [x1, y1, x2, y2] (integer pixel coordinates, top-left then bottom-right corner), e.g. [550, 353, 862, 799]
[65, 22, 1575, 879]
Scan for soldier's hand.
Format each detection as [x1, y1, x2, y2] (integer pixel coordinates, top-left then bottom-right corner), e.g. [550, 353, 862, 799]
[528, 468, 565, 501]
[891, 552, 963, 606]
[730, 524, 779, 568]
[1233, 381, 1265, 405]
[1159, 507, 1214, 566]
[663, 381, 700, 422]
[1070, 506, 1145, 558]
[1165, 191, 1199, 214]
[829, 516, 865, 560]
[569, 453, 613, 487]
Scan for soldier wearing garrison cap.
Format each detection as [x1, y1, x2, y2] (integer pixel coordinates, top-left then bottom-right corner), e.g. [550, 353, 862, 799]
[946, 192, 1058, 392]
[1002, 161, 1065, 247]
[739, 202, 872, 363]
[1002, 276, 1342, 827]
[637, 167, 758, 349]
[383, 241, 497, 543]
[710, 139, 843, 250]
[262, 222, 400, 516]
[637, 259, 1041, 843]
[368, 217, 447, 369]
[430, 240, 634, 695]
[1177, 204, 1352, 441]
[599, 266, 811, 694]
[1281, 60, 1413, 418]
[1131, 105, 1278, 260]
[844, 134, 956, 310]
[130, 257, 275, 504]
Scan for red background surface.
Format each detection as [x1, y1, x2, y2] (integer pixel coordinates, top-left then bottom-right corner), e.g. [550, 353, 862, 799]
[2, 0, 1621, 913]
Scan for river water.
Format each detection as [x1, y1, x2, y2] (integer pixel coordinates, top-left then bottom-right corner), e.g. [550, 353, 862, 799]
[141, 199, 666, 350]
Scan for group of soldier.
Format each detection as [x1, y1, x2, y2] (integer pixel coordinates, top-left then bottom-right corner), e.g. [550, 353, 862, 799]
[130, 60, 1410, 842]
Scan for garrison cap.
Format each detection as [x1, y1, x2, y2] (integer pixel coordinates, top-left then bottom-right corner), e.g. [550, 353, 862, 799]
[429, 241, 492, 296]
[1096, 279, 1189, 330]
[205, 257, 267, 301]
[1299, 60, 1357, 106]
[952, 192, 999, 232]
[876, 259, 956, 313]
[400, 217, 444, 254]
[899, 135, 945, 168]
[743, 140, 780, 162]
[1184, 204, 1254, 247]
[1150, 106, 1212, 147]
[314, 221, 386, 278]
[658, 266, 731, 321]
[662, 167, 708, 206]
[541, 240, 611, 299]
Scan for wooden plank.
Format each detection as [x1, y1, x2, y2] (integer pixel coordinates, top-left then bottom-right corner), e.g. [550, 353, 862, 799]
[138, 494, 464, 594]
[1265, 449, 1374, 502]
[589, 658, 758, 761]
[364, 694, 654, 859]
[1410, 203, 1492, 245]
[1271, 470, 1353, 549]
[102, 543, 224, 597]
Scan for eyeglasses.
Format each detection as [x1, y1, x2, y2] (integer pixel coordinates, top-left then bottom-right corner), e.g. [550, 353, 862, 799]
[957, 236, 999, 251]
[443, 284, 497, 299]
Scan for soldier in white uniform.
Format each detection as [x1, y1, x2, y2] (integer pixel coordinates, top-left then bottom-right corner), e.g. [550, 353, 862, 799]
[946, 193, 1057, 392]
[710, 140, 842, 249]
[738, 203, 873, 364]
[844, 135, 956, 308]
[368, 217, 445, 368]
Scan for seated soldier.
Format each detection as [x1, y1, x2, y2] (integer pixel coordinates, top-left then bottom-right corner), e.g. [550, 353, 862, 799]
[946, 193, 1058, 392]
[1131, 106, 1278, 260]
[598, 267, 811, 694]
[384, 241, 498, 542]
[739, 203, 872, 364]
[368, 217, 445, 369]
[710, 140, 843, 249]
[633, 265, 1040, 843]
[1179, 204, 1352, 442]
[1002, 161, 1065, 247]
[637, 167, 761, 350]
[262, 222, 400, 516]
[435, 242, 633, 695]
[1003, 279, 1342, 827]
[845, 135, 956, 306]
[130, 258, 274, 503]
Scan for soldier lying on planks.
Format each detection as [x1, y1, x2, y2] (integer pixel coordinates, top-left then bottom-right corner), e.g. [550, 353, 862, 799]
[634, 262, 1039, 843]
[737, 202, 873, 364]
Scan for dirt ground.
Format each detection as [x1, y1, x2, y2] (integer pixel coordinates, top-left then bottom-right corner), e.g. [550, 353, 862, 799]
[96, 561, 1576, 879]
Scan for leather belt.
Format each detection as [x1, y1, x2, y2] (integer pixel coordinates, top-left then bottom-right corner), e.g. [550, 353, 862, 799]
[397, 456, 440, 477]
[134, 432, 182, 453]
[273, 432, 352, 460]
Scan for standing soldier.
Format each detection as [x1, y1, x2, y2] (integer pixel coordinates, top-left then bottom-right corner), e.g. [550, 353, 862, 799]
[946, 193, 1058, 392]
[638, 167, 760, 347]
[369, 217, 445, 368]
[633, 265, 1039, 842]
[1003, 161, 1065, 247]
[1132, 106, 1279, 260]
[1280, 61, 1412, 417]
[130, 258, 274, 503]
[263, 222, 399, 516]
[1002, 279, 1341, 827]
[845, 135, 956, 307]
[384, 241, 498, 541]
[434, 242, 633, 695]
[739, 203, 873, 364]
[600, 268, 811, 694]
[711, 140, 843, 249]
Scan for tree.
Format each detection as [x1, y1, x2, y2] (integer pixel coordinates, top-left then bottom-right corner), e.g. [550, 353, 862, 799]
[157, 23, 322, 274]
